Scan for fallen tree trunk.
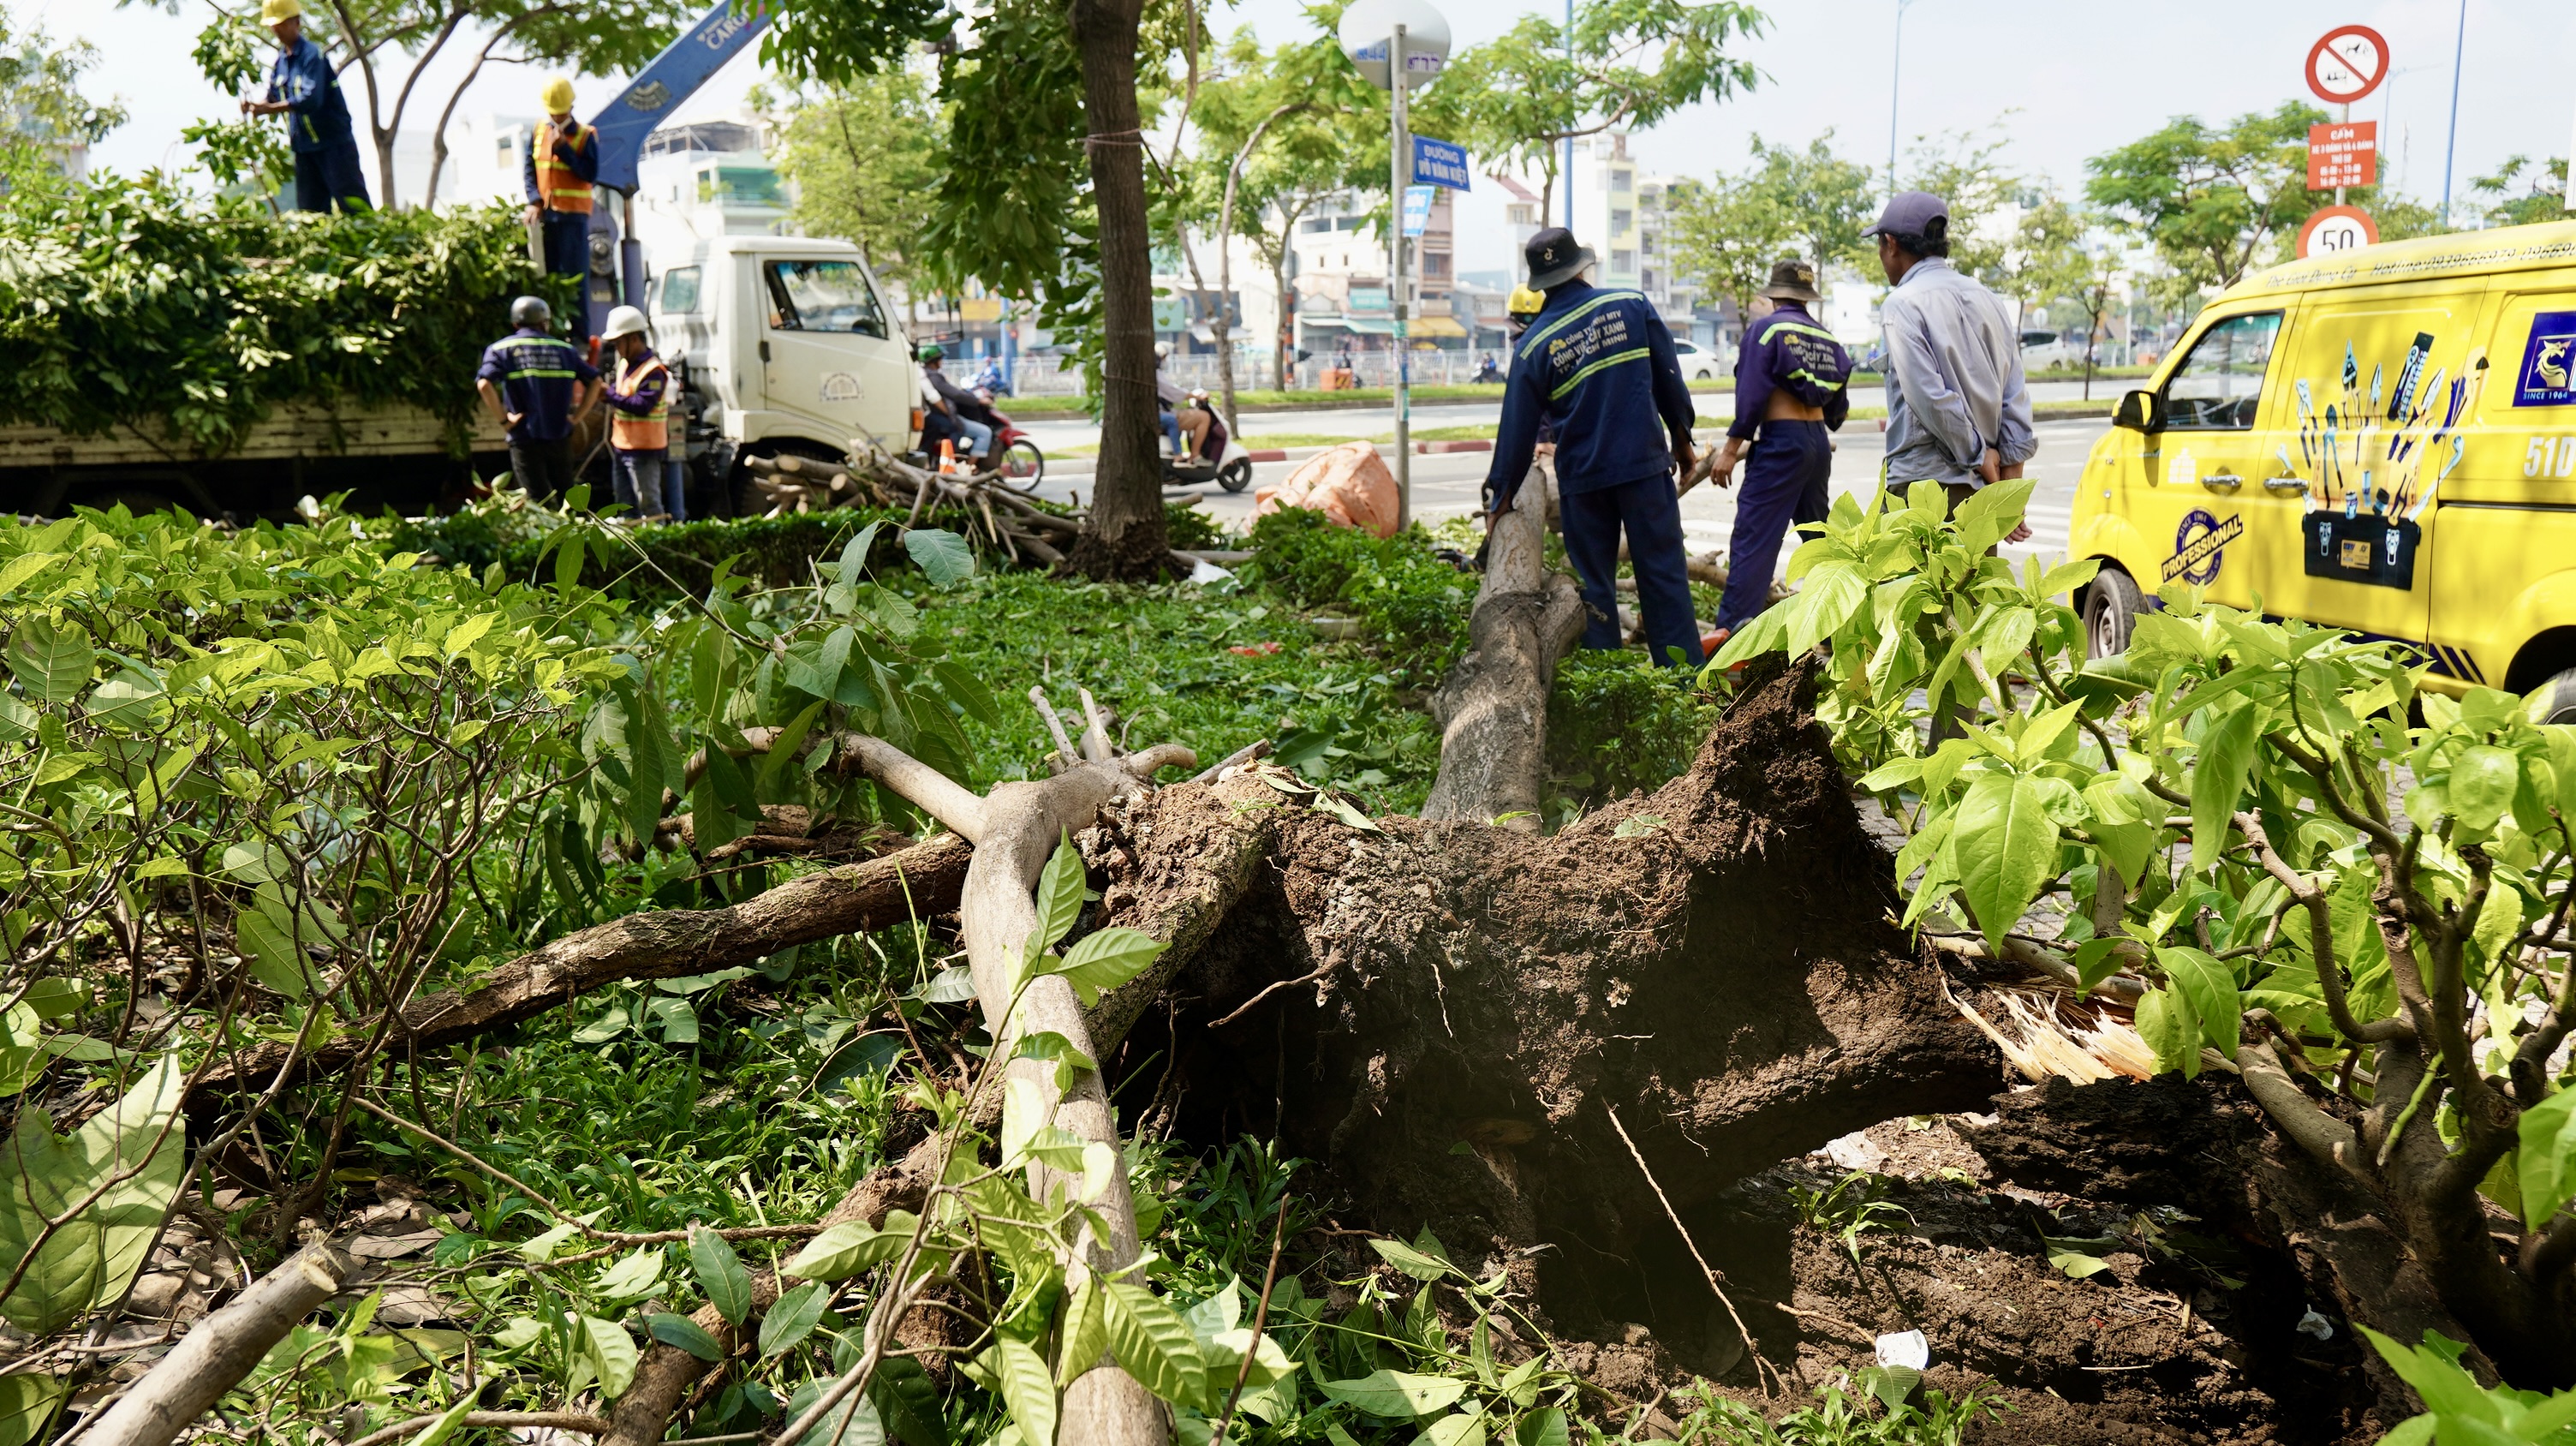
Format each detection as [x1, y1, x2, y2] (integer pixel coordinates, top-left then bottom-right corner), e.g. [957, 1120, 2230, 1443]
[185, 836, 970, 1114]
[83, 1243, 357, 1446]
[1420, 475, 1586, 830]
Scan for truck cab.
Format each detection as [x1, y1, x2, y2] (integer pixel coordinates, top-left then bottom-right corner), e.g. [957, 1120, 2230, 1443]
[647, 236, 916, 515]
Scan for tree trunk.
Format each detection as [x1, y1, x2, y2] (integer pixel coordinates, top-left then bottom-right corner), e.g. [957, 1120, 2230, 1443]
[1066, 0, 1171, 581]
[1420, 474, 1584, 830]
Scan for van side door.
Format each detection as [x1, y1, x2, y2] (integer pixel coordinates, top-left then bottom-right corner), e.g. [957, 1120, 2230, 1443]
[2135, 309, 2290, 613]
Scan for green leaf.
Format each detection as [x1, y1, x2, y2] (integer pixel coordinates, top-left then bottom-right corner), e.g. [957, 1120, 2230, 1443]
[1057, 1277, 1109, 1389]
[788, 1211, 922, 1282]
[406, 1393, 480, 1446]
[1049, 928, 1166, 1007]
[2449, 744, 2519, 835]
[982, 1334, 1056, 1443]
[1953, 774, 2060, 946]
[233, 911, 313, 1000]
[593, 1249, 665, 1304]
[1516, 1407, 1570, 1446]
[1104, 1281, 1207, 1407]
[0, 1055, 185, 1335]
[1416, 1413, 1488, 1446]
[760, 1282, 831, 1359]
[6, 616, 92, 704]
[1368, 1236, 1452, 1282]
[1319, 1369, 1468, 1419]
[2134, 987, 2201, 1079]
[2157, 947, 2241, 1060]
[2042, 1237, 2114, 1279]
[2515, 1086, 2576, 1229]
[1027, 829, 1088, 972]
[903, 528, 976, 585]
[0, 553, 58, 600]
[1784, 560, 1865, 658]
[2189, 705, 2258, 875]
[0, 1373, 65, 1446]
[836, 521, 886, 583]
[648, 1312, 726, 1362]
[0, 694, 33, 744]
[581, 1315, 640, 1399]
[691, 1226, 752, 1326]
[1014, 1031, 1099, 1093]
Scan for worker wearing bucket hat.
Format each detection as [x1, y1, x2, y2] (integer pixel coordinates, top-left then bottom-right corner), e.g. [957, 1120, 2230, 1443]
[241, 0, 371, 213]
[524, 76, 599, 278]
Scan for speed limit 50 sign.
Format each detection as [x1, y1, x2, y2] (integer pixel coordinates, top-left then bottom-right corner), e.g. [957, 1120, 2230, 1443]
[2299, 205, 2380, 259]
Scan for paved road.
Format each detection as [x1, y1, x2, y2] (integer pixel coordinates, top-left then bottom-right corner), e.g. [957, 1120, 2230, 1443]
[1019, 418, 2111, 585]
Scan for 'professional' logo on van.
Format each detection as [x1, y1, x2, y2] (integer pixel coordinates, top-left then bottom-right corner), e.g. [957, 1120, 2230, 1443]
[2514, 310, 2576, 407]
[2164, 508, 2245, 585]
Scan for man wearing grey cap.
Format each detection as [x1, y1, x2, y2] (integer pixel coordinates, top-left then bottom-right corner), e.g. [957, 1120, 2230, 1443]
[1866, 190, 2035, 542]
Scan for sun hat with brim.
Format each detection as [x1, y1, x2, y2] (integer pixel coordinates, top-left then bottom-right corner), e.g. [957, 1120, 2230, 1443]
[1523, 227, 1596, 290]
[1757, 258, 1822, 304]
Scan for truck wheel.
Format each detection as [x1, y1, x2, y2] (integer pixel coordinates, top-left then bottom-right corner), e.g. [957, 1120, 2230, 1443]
[2537, 666, 2576, 726]
[2084, 565, 2146, 660]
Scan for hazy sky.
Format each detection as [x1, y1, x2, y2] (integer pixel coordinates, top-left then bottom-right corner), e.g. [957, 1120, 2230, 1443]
[27, 0, 2564, 277]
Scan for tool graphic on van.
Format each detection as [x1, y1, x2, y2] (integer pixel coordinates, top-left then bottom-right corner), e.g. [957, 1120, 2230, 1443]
[2389, 332, 2431, 421]
[2404, 349, 2487, 520]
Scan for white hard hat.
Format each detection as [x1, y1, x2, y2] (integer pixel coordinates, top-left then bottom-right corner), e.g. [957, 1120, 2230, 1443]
[1154, 340, 1171, 361]
[601, 305, 649, 342]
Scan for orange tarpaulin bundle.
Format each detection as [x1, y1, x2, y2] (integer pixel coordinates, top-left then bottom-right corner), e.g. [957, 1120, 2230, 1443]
[1252, 440, 1399, 539]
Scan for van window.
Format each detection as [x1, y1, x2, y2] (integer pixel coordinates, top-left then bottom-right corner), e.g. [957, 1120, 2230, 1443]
[762, 260, 887, 338]
[2163, 311, 2281, 429]
[658, 266, 701, 314]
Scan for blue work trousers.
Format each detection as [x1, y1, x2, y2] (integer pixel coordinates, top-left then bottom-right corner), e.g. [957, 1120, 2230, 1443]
[1715, 421, 1834, 634]
[291, 139, 372, 214]
[610, 449, 685, 521]
[1559, 473, 1703, 666]
[540, 212, 589, 278]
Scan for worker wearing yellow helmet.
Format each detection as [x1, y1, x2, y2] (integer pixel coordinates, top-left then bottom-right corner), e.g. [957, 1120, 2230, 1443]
[238, 0, 370, 213]
[524, 75, 599, 278]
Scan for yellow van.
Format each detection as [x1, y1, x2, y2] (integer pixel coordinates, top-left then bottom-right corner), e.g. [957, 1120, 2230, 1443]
[2070, 221, 2576, 723]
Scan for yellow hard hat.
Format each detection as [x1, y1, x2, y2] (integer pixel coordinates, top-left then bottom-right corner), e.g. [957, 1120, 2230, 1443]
[259, 0, 301, 23]
[1507, 285, 1544, 317]
[540, 76, 575, 114]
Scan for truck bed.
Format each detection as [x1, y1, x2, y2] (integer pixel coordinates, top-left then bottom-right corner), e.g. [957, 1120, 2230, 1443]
[0, 402, 506, 470]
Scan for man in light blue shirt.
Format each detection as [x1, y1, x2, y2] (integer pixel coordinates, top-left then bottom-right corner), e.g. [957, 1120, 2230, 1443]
[1866, 191, 2034, 541]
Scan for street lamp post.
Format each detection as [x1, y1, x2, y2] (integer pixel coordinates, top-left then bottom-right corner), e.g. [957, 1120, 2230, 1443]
[1339, 0, 1451, 533]
[1887, 0, 1923, 195]
[2438, 0, 2466, 227]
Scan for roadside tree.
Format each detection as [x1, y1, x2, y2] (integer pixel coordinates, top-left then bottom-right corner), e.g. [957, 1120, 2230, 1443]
[1440, 0, 1765, 224]
[0, 14, 125, 196]
[2084, 100, 2329, 295]
[1663, 170, 1793, 322]
[2472, 156, 2568, 229]
[771, 69, 946, 296]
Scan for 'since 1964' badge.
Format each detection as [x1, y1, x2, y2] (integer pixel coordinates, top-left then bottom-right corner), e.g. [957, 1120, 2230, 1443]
[2514, 311, 2576, 408]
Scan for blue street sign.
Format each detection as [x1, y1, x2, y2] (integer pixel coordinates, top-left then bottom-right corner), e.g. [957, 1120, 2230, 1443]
[1401, 185, 1434, 236]
[1410, 135, 1470, 190]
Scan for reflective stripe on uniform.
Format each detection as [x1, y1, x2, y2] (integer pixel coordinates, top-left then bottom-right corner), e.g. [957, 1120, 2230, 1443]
[534, 122, 593, 214]
[1520, 290, 1649, 354]
[611, 359, 670, 451]
[1550, 347, 1652, 402]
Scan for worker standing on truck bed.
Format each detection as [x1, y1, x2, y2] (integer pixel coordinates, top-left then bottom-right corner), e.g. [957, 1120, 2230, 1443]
[240, 0, 369, 214]
[525, 79, 599, 279]
[476, 296, 602, 502]
[600, 306, 682, 522]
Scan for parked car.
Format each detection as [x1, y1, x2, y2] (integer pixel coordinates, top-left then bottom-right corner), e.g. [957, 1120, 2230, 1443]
[1670, 338, 1724, 381]
[2021, 329, 2078, 371]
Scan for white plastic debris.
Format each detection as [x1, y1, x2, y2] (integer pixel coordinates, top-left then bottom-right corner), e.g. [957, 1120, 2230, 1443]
[1823, 1130, 1891, 1174]
[2296, 1309, 2335, 1341]
[1188, 558, 1234, 584]
[1875, 1329, 1930, 1371]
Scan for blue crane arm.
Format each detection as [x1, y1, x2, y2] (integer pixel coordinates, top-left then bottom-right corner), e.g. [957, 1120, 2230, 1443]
[586, 0, 773, 194]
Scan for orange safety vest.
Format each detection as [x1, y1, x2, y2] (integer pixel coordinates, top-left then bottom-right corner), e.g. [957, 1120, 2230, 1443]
[609, 356, 669, 451]
[533, 120, 593, 215]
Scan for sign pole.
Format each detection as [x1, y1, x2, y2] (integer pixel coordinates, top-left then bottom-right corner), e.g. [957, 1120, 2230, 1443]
[2335, 102, 2347, 208]
[1392, 21, 1411, 532]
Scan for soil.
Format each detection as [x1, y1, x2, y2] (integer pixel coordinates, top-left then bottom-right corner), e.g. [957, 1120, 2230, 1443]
[1089, 658, 2403, 1443]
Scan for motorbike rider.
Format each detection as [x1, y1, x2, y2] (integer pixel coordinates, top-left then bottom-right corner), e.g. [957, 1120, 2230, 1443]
[973, 357, 1010, 397]
[919, 344, 995, 466]
[1154, 342, 1212, 460]
[1473, 351, 1505, 385]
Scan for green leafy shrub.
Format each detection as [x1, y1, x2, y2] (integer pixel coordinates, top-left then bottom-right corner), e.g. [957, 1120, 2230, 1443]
[1244, 510, 1472, 678]
[0, 175, 571, 452]
[1547, 650, 1720, 802]
[1714, 478, 2576, 1384]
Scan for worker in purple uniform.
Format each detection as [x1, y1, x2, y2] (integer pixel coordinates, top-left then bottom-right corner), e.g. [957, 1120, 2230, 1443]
[1707, 259, 1852, 641]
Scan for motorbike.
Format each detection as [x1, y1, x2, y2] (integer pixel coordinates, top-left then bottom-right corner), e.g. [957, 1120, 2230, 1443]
[1164, 390, 1254, 493]
[975, 388, 1045, 484]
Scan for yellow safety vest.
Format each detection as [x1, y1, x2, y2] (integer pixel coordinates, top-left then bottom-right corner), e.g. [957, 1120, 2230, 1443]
[533, 120, 593, 215]
[610, 356, 669, 452]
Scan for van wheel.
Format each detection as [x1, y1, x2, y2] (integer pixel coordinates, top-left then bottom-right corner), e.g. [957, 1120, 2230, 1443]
[2084, 566, 2146, 660]
[2538, 666, 2576, 726]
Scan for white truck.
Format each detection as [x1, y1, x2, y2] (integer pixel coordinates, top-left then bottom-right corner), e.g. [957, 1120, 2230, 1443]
[0, 235, 912, 523]
[647, 235, 918, 517]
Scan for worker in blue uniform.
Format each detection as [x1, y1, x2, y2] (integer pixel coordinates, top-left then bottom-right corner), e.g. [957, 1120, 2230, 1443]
[475, 296, 603, 500]
[1485, 228, 1702, 666]
[242, 0, 370, 214]
[1706, 258, 1852, 641]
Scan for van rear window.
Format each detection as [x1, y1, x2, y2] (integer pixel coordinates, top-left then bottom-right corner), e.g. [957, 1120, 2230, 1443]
[2163, 312, 2281, 429]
